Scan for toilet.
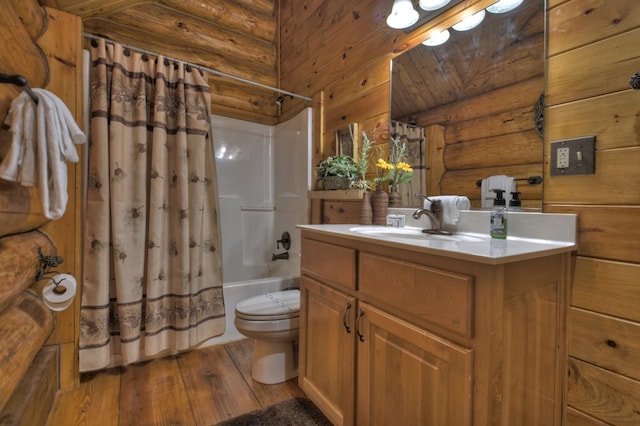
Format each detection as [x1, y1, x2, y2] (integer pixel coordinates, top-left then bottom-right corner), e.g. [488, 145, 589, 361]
[234, 289, 300, 384]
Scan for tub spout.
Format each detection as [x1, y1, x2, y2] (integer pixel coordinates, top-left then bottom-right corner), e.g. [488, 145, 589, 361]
[272, 251, 289, 261]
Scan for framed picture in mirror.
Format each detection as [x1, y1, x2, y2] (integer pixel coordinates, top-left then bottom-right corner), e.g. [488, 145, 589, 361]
[335, 125, 355, 157]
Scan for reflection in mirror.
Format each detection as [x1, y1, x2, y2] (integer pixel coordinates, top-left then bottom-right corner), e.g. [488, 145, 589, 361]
[336, 125, 355, 157]
[391, 0, 544, 210]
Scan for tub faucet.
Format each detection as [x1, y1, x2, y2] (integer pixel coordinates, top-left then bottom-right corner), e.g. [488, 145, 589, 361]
[272, 251, 289, 261]
[412, 197, 444, 233]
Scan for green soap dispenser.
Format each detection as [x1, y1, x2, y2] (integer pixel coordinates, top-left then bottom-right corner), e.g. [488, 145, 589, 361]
[490, 189, 507, 239]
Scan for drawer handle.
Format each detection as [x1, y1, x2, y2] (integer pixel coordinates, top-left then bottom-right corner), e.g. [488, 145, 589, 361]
[343, 302, 352, 333]
[356, 308, 365, 342]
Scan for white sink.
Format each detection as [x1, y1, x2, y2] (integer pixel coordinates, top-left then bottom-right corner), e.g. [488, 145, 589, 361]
[348, 226, 485, 242]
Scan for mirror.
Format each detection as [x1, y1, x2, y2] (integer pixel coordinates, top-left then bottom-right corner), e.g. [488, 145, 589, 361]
[391, 0, 545, 209]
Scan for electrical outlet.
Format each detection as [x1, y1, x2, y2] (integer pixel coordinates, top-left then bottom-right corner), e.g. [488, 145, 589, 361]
[557, 147, 569, 169]
[550, 136, 596, 176]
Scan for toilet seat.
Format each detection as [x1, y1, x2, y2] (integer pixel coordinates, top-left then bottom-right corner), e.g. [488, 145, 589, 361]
[235, 289, 300, 321]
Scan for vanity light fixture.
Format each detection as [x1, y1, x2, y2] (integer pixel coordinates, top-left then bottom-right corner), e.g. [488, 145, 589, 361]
[419, 0, 451, 11]
[486, 0, 523, 13]
[422, 29, 450, 46]
[386, 0, 419, 29]
[451, 9, 486, 31]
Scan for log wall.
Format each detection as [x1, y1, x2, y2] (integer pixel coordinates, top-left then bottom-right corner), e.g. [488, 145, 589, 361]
[0, 1, 84, 393]
[544, 0, 640, 424]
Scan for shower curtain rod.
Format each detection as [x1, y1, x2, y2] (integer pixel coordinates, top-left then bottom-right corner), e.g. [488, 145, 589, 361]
[83, 32, 312, 102]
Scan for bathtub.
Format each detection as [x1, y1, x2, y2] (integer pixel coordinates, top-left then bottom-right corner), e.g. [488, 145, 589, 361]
[201, 276, 300, 346]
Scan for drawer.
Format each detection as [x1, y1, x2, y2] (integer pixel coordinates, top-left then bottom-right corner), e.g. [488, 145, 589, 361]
[301, 238, 356, 291]
[359, 252, 474, 337]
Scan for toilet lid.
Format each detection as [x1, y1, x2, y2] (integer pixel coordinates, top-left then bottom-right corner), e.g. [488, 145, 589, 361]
[235, 289, 300, 319]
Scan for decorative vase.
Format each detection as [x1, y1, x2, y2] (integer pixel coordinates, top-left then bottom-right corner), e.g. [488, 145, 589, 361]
[359, 191, 373, 225]
[388, 186, 402, 208]
[371, 185, 389, 226]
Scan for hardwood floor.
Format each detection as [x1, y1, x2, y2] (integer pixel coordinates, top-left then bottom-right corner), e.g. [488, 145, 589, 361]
[46, 339, 306, 426]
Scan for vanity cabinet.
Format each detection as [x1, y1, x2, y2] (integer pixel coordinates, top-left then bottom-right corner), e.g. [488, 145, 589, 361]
[299, 229, 571, 426]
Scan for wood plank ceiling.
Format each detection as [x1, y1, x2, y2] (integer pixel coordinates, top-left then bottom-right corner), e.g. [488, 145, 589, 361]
[391, 0, 543, 123]
[38, 0, 286, 125]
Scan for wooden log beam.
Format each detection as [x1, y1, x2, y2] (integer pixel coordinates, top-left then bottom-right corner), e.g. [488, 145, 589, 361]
[160, 0, 276, 43]
[83, 19, 277, 87]
[7, 0, 47, 40]
[95, 3, 275, 70]
[0, 4, 48, 119]
[0, 346, 58, 426]
[0, 230, 56, 313]
[444, 131, 542, 170]
[0, 291, 54, 412]
[235, 0, 274, 17]
[0, 181, 51, 239]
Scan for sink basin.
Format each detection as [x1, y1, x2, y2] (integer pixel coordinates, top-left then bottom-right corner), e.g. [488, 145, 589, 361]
[348, 226, 485, 242]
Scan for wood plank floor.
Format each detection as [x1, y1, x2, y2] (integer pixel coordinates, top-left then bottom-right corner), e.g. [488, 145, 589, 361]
[46, 339, 306, 426]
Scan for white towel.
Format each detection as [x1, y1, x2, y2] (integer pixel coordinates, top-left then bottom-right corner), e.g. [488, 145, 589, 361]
[481, 175, 516, 208]
[423, 195, 471, 226]
[0, 89, 86, 219]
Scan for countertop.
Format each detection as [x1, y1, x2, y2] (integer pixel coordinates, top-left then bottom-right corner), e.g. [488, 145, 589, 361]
[298, 210, 577, 265]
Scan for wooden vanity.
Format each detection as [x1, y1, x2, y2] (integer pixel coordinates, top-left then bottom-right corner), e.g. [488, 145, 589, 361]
[298, 224, 575, 425]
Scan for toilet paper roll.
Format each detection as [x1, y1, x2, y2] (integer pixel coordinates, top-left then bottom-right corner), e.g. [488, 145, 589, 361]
[42, 273, 77, 311]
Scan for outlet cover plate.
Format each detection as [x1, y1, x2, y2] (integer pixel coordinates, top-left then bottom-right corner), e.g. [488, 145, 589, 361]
[550, 136, 596, 176]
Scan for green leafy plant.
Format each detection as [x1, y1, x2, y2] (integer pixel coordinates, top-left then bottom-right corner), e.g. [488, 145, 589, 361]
[317, 155, 358, 180]
[352, 129, 373, 190]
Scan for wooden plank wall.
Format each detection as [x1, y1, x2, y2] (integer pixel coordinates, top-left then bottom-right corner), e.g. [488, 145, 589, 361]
[544, 0, 640, 424]
[281, 0, 640, 422]
[0, 3, 83, 389]
[279, 0, 497, 172]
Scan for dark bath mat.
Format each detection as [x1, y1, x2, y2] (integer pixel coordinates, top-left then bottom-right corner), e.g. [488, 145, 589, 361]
[214, 397, 333, 426]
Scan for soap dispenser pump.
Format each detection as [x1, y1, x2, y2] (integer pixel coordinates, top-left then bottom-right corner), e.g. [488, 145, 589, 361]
[490, 189, 507, 239]
[509, 191, 522, 211]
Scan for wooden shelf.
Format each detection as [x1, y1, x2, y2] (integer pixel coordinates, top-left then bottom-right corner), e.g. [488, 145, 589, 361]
[308, 190, 363, 200]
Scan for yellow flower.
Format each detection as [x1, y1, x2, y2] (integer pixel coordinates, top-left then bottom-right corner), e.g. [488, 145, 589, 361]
[376, 159, 393, 170]
[396, 162, 413, 173]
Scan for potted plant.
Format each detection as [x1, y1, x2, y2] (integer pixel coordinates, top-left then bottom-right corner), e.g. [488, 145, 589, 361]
[316, 155, 358, 190]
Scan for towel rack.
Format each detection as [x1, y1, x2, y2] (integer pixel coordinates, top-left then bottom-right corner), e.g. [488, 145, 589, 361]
[0, 72, 39, 103]
[475, 176, 543, 187]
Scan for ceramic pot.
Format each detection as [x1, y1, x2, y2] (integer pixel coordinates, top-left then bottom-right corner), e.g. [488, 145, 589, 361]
[388, 186, 402, 207]
[359, 191, 373, 225]
[371, 185, 389, 226]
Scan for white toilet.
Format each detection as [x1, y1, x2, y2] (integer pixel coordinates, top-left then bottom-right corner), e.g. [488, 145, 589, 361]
[234, 289, 300, 384]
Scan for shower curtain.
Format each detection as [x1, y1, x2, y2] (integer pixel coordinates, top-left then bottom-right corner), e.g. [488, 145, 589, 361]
[79, 38, 224, 372]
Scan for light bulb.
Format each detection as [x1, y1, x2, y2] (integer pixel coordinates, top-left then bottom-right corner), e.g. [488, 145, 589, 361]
[452, 9, 486, 31]
[422, 29, 450, 46]
[386, 0, 419, 29]
[419, 0, 451, 11]
[486, 0, 524, 14]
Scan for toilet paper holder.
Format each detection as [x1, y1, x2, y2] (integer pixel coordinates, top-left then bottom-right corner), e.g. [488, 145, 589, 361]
[36, 246, 65, 281]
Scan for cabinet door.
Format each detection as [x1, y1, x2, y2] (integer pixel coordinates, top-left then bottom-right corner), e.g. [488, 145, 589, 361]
[356, 302, 473, 426]
[299, 276, 356, 426]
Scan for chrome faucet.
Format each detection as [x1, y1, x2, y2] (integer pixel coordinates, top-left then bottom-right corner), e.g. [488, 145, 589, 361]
[412, 195, 445, 234]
